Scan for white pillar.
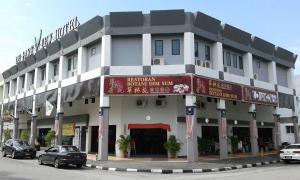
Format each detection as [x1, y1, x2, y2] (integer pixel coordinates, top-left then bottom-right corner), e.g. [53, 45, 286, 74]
[212, 42, 223, 71]
[243, 52, 253, 78]
[29, 95, 37, 146]
[217, 99, 228, 159]
[59, 56, 67, 81]
[184, 32, 195, 65]
[101, 35, 112, 67]
[85, 126, 92, 153]
[55, 88, 64, 145]
[249, 104, 259, 155]
[287, 68, 295, 89]
[9, 80, 14, 97]
[268, 61, 277, 84]
[142, 33, 152, 66]
[78, 47, 87, 74]
[33, 68, 39, 89]
[13, 100, 19, 139]
[45, 62, 50, 85]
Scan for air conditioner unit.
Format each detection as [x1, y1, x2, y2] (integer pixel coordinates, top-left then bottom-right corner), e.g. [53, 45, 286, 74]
[136, 99, 147, 108]
[224, 66, 228, 72]
[253, 73, 258, 80]
[155, 99, 167, 107]
[195, 59, 202, 66]
[152, 58, 164, 65]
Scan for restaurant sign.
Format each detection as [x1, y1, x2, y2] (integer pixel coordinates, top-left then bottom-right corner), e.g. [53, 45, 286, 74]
[104, 75, 192, 95]
[16, 17, 80, 64]
[193, 76, 243, 101]
[243, 87, 278, 106]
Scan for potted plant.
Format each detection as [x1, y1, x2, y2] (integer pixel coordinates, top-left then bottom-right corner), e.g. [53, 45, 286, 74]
[45, 130, 56, 147]
[230, 136, 239, 153]
[164, 135, 181, 158]
[117, 135, 131, 158]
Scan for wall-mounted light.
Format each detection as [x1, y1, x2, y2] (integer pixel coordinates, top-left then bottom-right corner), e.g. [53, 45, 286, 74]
[205, 118, 209, 124]
[145, 115, 151, 121]
[261, 122, 264, 126]
[234, 120, 238, 125]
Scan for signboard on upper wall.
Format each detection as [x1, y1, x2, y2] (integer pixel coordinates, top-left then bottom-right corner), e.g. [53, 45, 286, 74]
[193, 75, 243, 101]
[62, 123, 75, 136]
[243, 86, 278, 106]
[104, 75, 192, 95]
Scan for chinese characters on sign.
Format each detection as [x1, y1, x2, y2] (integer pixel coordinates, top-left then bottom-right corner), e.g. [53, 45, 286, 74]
[104, 76, 192, 95]
[193, 76, 243, 101]
[243, 87, 278, 106]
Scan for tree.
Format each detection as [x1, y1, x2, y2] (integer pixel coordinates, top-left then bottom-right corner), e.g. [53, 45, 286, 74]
[20, 130, 30, 141]
[45, 130, 56, 147]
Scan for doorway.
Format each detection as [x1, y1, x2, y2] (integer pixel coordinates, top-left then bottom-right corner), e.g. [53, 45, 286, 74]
[130, 128, 167, 156]
[38, 128, 51, 147]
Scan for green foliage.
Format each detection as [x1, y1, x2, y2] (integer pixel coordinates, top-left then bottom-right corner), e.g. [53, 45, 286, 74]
[45, 130, 56, 147]
[3, 129, 11, 142]
[164, 135, 181, 155]
[197, 137, 208, 153]
[20, 130, 29, 141]
[117, 135, 131, 153]
[230, 136, 239, 153]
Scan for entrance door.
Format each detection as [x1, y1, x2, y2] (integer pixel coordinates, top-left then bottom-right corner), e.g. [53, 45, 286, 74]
[258, 128, 274, 150]
[38, 128, 51, 147]
[232, 127, 251, 152]
[130, 128, 167, 156]
[201, 126, 219, 154]
[91, 126, 99, 153]
[108, 125, 116, 155]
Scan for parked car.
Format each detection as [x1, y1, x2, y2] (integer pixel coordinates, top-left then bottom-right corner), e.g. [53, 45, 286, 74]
[280, 144, 300, 163]
[38, 145, 87, 168]
[2, 139, 36, 159]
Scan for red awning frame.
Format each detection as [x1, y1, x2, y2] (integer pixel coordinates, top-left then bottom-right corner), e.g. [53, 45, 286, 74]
[128, 123, 171, 131]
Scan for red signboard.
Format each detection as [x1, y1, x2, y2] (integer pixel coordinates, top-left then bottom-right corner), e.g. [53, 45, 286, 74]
[243, 86, 278, 106]
[104, 75, 192, 95]
[193, 76, 243, 101]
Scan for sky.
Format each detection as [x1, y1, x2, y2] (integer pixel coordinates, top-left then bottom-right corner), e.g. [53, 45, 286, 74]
[0, 0, 300, 75]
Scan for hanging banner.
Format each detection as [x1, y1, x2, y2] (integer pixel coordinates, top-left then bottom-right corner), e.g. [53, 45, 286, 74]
[104, 75, 192, 95]
[193, 76, 243, 101]
[243, 86, 278, 106]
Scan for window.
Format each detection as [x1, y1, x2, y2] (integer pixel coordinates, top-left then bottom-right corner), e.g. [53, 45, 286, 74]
[31, 73, 34, 85]
[257, 61, 261, 69]
[67, 55, 78, 71]
[226, 52, 231, 66]
[155, 40, 163, 56]
[21, 77, 25, 88]
[172, 39, 180, 55]
[205, 45, 210, 60]
[41, 68, 46, 81]
[53, 63, 58, 76]
[91, 47, 96, 56]
[239, 56, 243, 69]
[286, 126, 294, 134]
[194, 42, 199, 58]
[232, 54, 238, 68]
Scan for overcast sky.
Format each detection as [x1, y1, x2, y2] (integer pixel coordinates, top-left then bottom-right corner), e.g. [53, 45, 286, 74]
[0, 0, 300, 75]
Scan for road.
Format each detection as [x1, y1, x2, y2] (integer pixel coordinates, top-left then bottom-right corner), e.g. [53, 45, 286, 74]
[0, 156, 300, 180]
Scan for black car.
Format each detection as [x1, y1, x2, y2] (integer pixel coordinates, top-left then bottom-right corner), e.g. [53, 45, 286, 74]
[38, 145, 87, 168]
[2, 139, 36, 159]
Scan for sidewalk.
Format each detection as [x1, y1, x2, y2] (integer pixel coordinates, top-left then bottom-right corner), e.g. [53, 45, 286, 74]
[86, 153, 280, 174]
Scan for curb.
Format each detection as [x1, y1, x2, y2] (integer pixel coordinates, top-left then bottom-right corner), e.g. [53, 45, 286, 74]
[84, 160, 281, 174]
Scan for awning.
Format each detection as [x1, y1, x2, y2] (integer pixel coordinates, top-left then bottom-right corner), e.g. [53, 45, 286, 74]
[128, 123, 171, 131]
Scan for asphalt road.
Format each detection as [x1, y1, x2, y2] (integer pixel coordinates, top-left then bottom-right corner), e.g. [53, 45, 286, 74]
[0, 156, 300, 180]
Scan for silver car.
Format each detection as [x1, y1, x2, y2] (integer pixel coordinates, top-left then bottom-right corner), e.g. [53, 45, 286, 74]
[280, 144, 300, 163]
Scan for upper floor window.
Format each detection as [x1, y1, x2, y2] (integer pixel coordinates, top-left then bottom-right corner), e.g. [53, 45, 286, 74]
[286, 126, 294, 134]
[205, 45, 210, 61]
[31, 72, 35, 85]
[155, 40, 163, 56]
[67, 55, 78, 71]
[194, 42, 199, 58]
[232, 54, 238, 68]
[226, 52, 231, 66]
[257, 61, 261, 69]
[91, 47, 96, 56]
[41, 68, 46, 81]
[172, 39, 180, 55]
[21, 77, 25, 89]
[239, 56, 243, 70]
[53, 63, 58, 77]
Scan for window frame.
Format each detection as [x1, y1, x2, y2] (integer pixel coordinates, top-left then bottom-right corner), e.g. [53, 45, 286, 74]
[171, 39, 180, 55]
[238, 56, 243, 70]
[226, 52, 231, 66]
[205, 45, 211, 61]
[194, 42, 199, 58]
[154, 40, 163, 56]
[232, 54, 238, 68]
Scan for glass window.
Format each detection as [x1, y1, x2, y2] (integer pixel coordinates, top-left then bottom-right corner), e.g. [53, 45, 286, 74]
[61, 146, 80, 153]
[232, 54, 238, 68]
[31, 73, 34, 84]
[286, 126, 294, 134]
[286, 145, 300, 149]
[53, 63, 58, 76]
[67, 55, 78, 71]
[205, 45, 210, 60]
[226, 52, 231, 66]
[194, 42, 199, 58]
[257, 61, 261, 69]
[172, 39, 180, 55]
[67, 58, 72, 71]
[21, 77, 25, 88]
[41, 68, 46, 81]
[91, 47, 96, 56]
[73, 55, 77, 69]
[239, 56, 243, 69]
[155, 40, 163, 56]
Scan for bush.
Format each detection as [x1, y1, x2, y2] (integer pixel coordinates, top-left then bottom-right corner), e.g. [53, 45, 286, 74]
[164, 135, 181, 158]
[117, 135, 131, 153]
[45, 130, 56, 147]
[20, 130, 30, 141]
[3, 129, 11, 142]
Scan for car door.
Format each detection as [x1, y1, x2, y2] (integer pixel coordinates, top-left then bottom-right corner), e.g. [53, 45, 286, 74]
[5, 140, 13, 155]
[47, 147, 59, 164]
[42, 147, 54, 163]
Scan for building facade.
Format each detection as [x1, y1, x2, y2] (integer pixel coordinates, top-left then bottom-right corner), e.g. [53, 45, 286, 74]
[0, 10, 299, 162]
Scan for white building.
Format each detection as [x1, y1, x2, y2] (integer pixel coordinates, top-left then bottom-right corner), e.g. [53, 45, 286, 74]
[0, 10, 298, 162]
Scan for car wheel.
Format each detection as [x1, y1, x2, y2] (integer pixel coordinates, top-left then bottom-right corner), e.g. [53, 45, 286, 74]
[54, 159, 60, 168]
[11, 151, 16, 159]
[76, 164, 83, 168]
[38, 157, 43, 165]
[2, 150, 6, 157]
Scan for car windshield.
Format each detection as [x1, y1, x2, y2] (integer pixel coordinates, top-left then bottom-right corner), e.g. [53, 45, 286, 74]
[61, 146, 80, 153]
[285, 145, 300, 149]
[14, 141, 29, 146]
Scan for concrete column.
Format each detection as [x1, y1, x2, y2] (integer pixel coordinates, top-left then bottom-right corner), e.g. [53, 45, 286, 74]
[78, 47, 88, 74]
[33, 68, 39, 89]
[217, 99, 228, 159]
[0, 120, 3, 146]
[287, 68, 295, 89]
[142, 33, 152, 66]
[292, 116, 300, 143]
[9, 80, 14, 97]
[29, 116, 37, 145]
[243, 52, 253, 78]
[59, 56, 67, 81]
[97, 107, 109, 161]
[249, 111, 259, 155]
[274, 114, 281, 149]
[101, 35, 112, 67]
[185, 106, 198, 162]
[13, 100, 19, 139]
[55, 112, 64, 145]
[184, 32, 195, 65]
[212, 42, 223, 71]
[85, 126, 92, 153]
[268, 61, 277, 84]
